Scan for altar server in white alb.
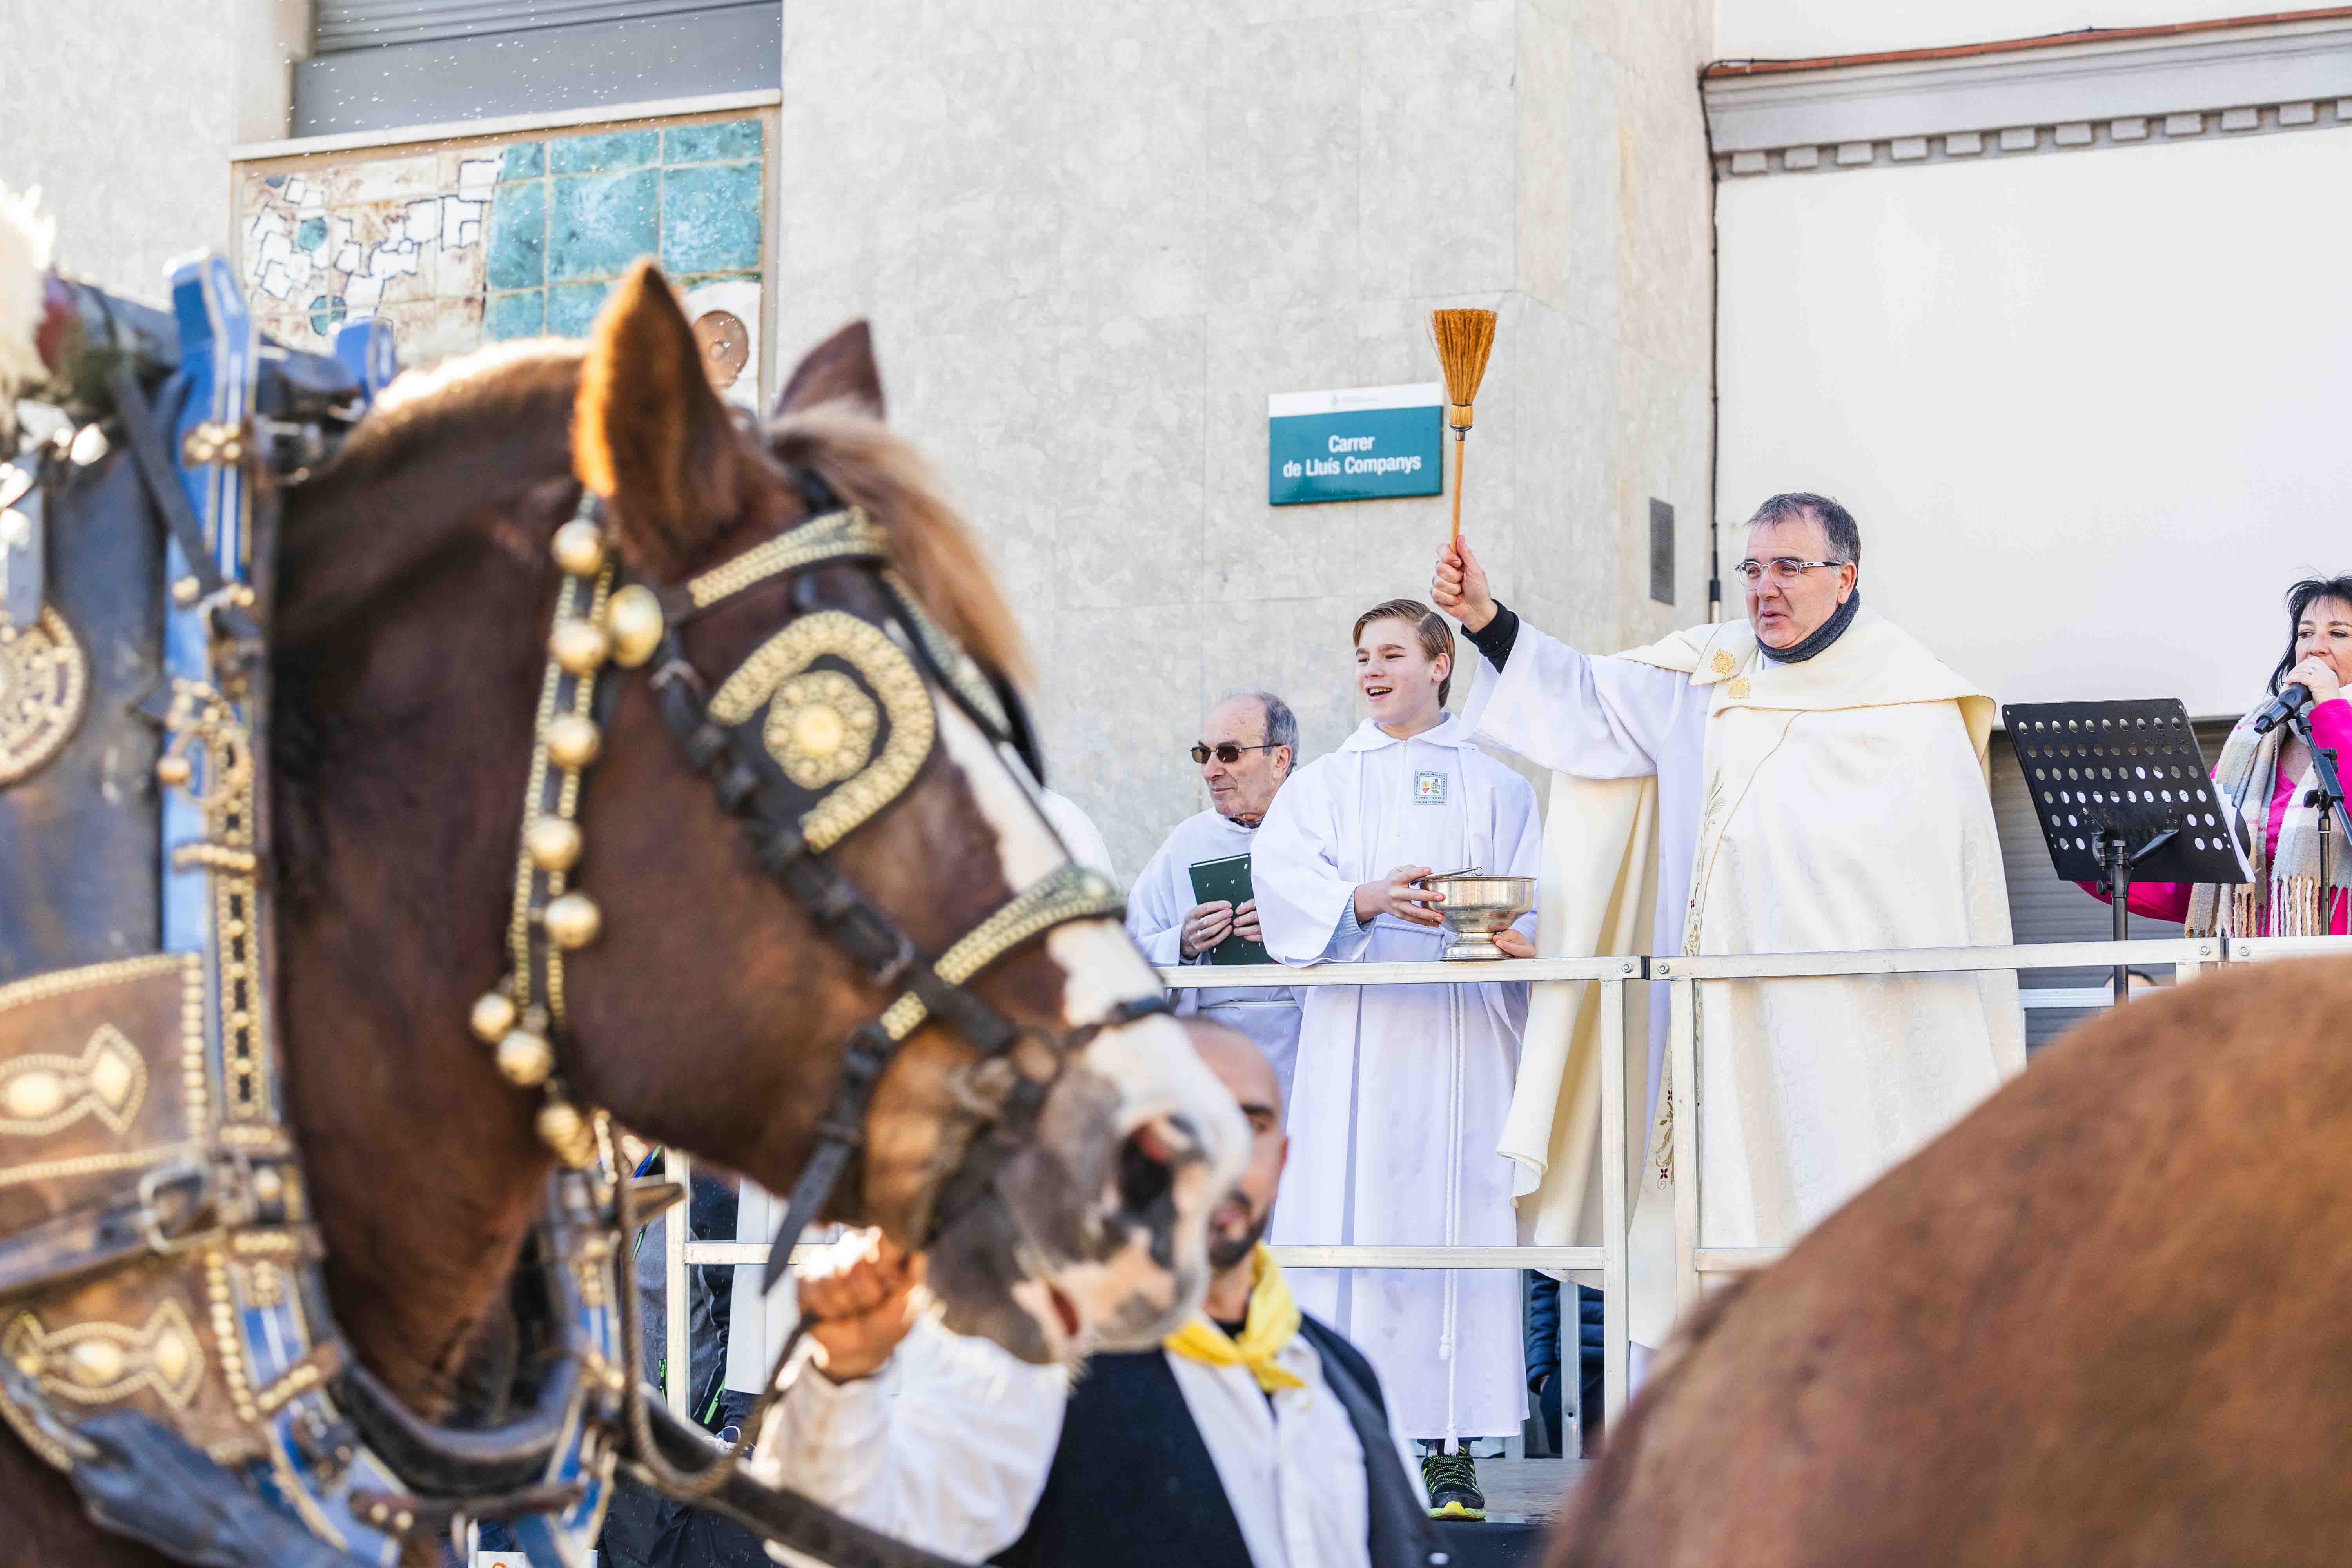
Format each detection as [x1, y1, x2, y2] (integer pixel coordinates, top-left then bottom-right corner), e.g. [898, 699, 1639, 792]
[1433, 492, 2024, 1363]
[1127, 690, 1308, 1101]
[1252, 599, 1541, 1520]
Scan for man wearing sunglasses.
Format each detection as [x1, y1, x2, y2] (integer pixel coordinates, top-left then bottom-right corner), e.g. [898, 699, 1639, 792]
[1126, 692, 1307, 1101]
[1430, 492, 2022, 1383]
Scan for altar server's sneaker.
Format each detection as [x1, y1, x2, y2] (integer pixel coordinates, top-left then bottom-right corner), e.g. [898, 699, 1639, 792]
[1421, 1452, 1486, 1520]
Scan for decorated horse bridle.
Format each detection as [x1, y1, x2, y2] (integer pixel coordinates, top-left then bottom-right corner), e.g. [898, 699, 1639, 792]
[0, 256, 1163, 1568]
[465, 477, 1172, 1517]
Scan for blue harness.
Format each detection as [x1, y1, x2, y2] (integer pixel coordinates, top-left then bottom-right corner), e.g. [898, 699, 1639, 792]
[0, 254, 618, 1566]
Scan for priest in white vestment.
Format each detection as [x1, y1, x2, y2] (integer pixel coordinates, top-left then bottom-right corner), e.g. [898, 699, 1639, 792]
[1253, 600, 1541, 1510]
[1128, 691, 1307, 1101]
[1436, 493, 2024, 1354]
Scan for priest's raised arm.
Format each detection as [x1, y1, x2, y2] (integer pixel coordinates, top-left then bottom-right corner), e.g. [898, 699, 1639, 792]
[1437, 541, 1709, 784]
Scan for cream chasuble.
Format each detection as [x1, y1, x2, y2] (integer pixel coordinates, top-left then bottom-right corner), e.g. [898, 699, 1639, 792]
[1467, 608, 2024, 1346]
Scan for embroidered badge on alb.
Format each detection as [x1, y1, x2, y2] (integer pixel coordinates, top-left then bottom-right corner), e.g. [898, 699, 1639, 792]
[1413, 771, 1448, 804]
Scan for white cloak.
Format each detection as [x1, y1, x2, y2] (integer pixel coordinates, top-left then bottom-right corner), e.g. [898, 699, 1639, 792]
[1126, 808, 1306, 1103]
[1038, 789, 1117, 884]
[1252, 715, 1541, 1442]
[1467, 609, 2025, 1346]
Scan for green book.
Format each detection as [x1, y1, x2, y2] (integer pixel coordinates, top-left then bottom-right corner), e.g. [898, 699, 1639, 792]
[1187, 853, 1270, 966]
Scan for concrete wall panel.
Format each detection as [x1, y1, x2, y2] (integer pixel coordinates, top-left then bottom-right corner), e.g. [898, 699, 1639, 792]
[0, 1, 237, 299]
[1715, 127, 2352, 719]
[777, 0, 1713, 871]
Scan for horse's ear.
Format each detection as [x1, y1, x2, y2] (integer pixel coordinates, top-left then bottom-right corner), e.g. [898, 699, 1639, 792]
[772, 319, 884, 421]
[573, 259, 740, 570]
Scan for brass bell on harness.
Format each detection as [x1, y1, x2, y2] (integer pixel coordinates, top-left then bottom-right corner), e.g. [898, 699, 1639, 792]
[545, 714, 601, 769]
[536, 1100, 597, 1168]
[470, 989, 519, 1044]
[497, 1027, 555, 1088]
[603, 585, 665, 668]
[542, 891, 603, 949]
[551, 618, 611, 676]
[524, 815, 584, 872]
[551, 519, 608, 577]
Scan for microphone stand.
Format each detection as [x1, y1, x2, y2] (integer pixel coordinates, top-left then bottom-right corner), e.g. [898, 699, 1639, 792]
[2289, 705, 2352, 930]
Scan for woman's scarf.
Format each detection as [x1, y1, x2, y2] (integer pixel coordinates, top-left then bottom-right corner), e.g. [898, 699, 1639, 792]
[2185, 704, 2352, 937]
[1163, 1244, 1306, 1392]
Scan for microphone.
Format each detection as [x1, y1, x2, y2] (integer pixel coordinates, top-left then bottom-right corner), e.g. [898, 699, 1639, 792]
[2253, 682, 2312, 735]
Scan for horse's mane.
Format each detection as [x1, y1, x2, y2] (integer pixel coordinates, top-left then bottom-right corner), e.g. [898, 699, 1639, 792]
[767, 401, 1030, 684]
[334, 337, 585, 475]
[287, 339, 1029, 684]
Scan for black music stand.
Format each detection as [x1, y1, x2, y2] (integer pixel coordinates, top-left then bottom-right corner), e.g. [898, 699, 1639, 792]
[2005, 699, 2252, 1003]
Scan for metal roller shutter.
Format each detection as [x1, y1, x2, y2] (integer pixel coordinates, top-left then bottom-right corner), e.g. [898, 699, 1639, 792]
[292, 0, 779, 136]
[316, 0, 764, 53]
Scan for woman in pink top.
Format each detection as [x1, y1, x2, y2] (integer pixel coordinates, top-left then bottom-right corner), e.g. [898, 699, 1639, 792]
[2089, 576, 2352, 936]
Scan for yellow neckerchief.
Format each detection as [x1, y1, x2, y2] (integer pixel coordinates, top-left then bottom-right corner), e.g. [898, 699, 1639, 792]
[1163, 1244, 1306, 1392]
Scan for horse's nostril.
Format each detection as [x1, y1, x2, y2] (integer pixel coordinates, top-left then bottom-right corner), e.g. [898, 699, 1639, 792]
[1117, 1121, 1181, 1217]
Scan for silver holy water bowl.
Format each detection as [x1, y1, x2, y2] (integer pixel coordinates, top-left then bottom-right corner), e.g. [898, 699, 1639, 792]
[1429, 874, 1537, 961]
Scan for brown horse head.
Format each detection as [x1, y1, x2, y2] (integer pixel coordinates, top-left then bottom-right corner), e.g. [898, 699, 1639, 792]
[270, 263, 1243, 1408]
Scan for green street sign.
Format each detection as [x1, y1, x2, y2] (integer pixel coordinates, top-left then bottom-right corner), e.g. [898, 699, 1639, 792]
[1268, 383, 1444, 506]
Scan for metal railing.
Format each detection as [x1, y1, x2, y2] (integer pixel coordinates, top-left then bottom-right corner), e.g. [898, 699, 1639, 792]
[1648, 936, 2219, 1305]
[655, 933, 2352, 1443]
[1166, 957, 1639, 1434]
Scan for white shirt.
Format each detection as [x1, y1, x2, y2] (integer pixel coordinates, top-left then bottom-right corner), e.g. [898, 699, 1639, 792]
[762, 1316, 1425, 1568]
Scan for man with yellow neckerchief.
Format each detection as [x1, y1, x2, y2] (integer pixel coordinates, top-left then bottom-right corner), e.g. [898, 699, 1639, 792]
[764, 1023, 1443, 1568]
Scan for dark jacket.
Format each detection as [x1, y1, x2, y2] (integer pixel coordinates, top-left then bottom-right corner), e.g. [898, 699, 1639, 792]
[993, 1314, 1443, 1568]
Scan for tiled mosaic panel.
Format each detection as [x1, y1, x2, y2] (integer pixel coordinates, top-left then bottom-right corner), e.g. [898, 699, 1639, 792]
[237, 116, 765, 406]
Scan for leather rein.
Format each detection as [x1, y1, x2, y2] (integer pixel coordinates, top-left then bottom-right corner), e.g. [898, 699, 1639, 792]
[483, 478, 1168, 1527]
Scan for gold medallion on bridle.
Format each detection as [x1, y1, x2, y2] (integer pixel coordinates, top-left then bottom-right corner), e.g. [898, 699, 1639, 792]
[768, 669, 880, 789]
[0, 608, 89, 788]
[707, 612, 935, 851]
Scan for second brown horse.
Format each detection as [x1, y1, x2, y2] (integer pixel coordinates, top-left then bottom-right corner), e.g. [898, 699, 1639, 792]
[1555, 956, 2352, 1568]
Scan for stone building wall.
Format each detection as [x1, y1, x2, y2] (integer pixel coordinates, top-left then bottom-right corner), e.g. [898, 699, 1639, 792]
[772, 0, 1717, 875]
[2, 0, 1716, 878]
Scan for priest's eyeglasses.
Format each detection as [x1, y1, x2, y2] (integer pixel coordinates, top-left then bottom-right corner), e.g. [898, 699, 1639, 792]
[1735, 557, 1847, 584]
[1191, 743, 1282, 765]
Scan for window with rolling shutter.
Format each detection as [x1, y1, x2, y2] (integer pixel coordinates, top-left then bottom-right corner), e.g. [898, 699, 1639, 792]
[294, 0, 780, 137]
[314, 0, 768, 53]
